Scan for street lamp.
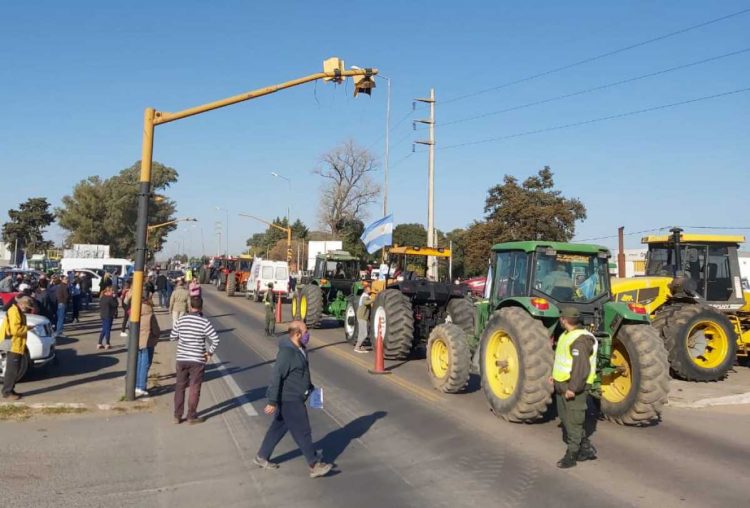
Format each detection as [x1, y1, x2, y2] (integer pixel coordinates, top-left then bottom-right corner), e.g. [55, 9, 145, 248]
[126, 57, 378, 401]
[215, 206, 229, 257]
[146, 217, 198, 251]
[238, 212, 292, 263]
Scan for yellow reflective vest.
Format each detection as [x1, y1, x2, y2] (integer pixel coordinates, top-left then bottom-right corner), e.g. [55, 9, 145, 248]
[552, 328, 597, 385]
[1, 303, 28, 355]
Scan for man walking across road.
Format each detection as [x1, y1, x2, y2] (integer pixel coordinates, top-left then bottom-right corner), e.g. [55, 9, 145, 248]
[263, 282, 275, 336]
[552, 307, 598, 469]
[1, 295, 34, 400]
[254, 320, 333, 478]
[170, 296, 220, 424]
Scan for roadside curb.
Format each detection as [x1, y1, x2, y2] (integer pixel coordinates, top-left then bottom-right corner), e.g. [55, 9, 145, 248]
[669, 392, 750, 409]
[0, 399, 154, 412]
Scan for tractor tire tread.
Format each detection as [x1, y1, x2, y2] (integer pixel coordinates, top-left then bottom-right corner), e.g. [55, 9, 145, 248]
[427, 323, 471, 393]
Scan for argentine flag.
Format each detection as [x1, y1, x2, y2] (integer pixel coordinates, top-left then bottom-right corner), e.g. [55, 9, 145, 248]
[360, 215, 394, 254]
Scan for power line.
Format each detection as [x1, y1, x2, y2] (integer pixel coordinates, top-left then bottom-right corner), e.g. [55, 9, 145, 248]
[575, 226, 670, 242]
[441, 47, 750, 127]
[576, 225, 750, 242]
[438, 86, 750, 151]
[442, 7, 750, 105]
[366, 109, 415, 151]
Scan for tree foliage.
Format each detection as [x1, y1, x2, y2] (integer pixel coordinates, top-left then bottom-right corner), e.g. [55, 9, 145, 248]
[316, 140, 380, 235]
[456, 167, 587, 277]
[2, 197, 55, 257]
[56, 161, 178, 258]
[393, 223, 427, 247]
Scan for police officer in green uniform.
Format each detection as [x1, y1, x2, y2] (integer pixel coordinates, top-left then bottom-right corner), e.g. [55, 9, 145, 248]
[553, 307, 598, 469]
[264, 282, 275, 336]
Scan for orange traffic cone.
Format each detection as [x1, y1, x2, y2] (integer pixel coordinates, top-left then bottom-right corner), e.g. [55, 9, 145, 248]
[275, 291, 283, 323]
[368, 316, 391, 375]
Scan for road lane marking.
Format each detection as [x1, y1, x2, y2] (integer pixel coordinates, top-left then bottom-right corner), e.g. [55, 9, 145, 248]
[212, 351, 259, 416]
[207, 293, 442, 404]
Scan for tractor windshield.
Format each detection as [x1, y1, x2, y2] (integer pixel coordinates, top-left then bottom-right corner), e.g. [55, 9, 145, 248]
[533, 251, 609, 303]
[323, 260, 359, 280]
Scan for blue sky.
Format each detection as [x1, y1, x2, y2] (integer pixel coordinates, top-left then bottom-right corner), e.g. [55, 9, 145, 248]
[1, 0, 749, 257]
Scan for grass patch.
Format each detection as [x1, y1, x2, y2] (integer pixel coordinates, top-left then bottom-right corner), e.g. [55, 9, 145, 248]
[0, 405, 31, 421]
[40, 407, 88, 416]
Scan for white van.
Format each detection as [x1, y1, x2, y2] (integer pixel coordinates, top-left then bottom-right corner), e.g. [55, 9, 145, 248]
[61, 258, 133, 279]
[245, 259, 290, 302]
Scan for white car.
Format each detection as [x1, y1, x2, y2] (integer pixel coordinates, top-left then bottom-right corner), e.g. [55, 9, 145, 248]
[245, 259, 291, 302]
[0, 312, 56, 382]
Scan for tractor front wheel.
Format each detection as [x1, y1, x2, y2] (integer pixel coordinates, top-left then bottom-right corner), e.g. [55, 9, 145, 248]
[371, 289, 414, 360]
[656, 304, 737, 381]
[601, 324, 670, 425]
[479, 307, 553, 423]
[299, 285, 323, 328]
[344, 297, 359, 344]
[427, 323, 471, 393]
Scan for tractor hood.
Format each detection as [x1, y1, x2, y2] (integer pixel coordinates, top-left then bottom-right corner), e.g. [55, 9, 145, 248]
[610, 276, 673, 314]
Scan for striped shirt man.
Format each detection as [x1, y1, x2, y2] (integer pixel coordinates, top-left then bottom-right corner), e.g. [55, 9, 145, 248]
[173, 298, 220, 424]
[171, 312, 220, 364]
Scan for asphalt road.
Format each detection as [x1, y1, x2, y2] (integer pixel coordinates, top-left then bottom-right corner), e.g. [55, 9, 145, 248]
[201, 288, 750, 508]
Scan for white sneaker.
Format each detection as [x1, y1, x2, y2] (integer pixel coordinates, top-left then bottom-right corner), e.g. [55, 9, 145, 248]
[120, 332, 128, 337]
[135, 388, 149, 397]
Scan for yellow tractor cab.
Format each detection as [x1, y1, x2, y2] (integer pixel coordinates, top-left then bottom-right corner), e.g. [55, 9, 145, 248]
[611, 227, 749, 381]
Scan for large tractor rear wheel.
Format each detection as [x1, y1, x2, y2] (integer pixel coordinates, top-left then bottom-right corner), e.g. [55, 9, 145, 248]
[217, 273, 227, 291]
[601, 324, 670, 425]
[226, 273, 236, 297]
[299, 285, 323, 328]
[371, 289, 414, 360]
[344, 297, 359, 344]
[655, 304, 736, 381]
[427, 323, 471, 393]
[479, 307, 553, 422]
[446, 297, 475, 336]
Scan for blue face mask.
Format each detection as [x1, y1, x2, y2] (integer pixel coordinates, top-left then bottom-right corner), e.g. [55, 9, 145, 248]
[300, 331, 310, 347]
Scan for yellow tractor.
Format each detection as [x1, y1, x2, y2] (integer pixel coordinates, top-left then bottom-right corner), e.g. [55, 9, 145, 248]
[611, 228, 750, 381]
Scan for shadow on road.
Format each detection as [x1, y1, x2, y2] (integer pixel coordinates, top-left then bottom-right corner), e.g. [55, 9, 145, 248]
[272, 411, 388, 465]
[199, 386, 267, 420]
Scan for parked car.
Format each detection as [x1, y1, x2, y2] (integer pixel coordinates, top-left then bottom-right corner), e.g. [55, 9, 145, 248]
[74, 268, 104, 296]
[0, 311, 56, 382]
[245, 259, 291, 302]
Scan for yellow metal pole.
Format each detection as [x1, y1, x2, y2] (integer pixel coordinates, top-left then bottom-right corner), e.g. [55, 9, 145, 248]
[125, 107, 155, 401]
[153, 69, 377, 125]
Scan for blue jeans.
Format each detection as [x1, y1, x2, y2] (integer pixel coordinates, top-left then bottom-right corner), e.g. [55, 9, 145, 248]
[159, 289, 168, 307]
[56, 303, 66, 335]
[257, 400, 317, 466]
[99, 318, 113, 345]
[136, 347, 155, 391]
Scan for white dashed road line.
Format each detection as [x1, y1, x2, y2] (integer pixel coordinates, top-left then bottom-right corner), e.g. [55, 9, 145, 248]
[212, 351, 259, 416]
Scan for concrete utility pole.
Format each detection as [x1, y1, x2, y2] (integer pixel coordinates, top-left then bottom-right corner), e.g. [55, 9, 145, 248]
[415, 89, 437, 279]
[618, 226, 626, 278]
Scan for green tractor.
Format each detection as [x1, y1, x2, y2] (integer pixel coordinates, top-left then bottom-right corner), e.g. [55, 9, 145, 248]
[426, 241, 670, 426]
[292, 250, 362, 328]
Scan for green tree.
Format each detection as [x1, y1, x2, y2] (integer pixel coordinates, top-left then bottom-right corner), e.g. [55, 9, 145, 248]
[57, 161, 178, 258]
[393, 223, 427, 247]
[459, 167, 586, 276]
[2, 197, 55, 257]
[246, 217, 310, 258]
[484, 166, 586, 241]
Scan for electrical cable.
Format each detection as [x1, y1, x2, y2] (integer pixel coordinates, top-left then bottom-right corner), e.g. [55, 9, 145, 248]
[575, 225, 750, 242]
[442, 7, 750, 105]
[441, 47, 750, 127]
[438, 86, 750, 151]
